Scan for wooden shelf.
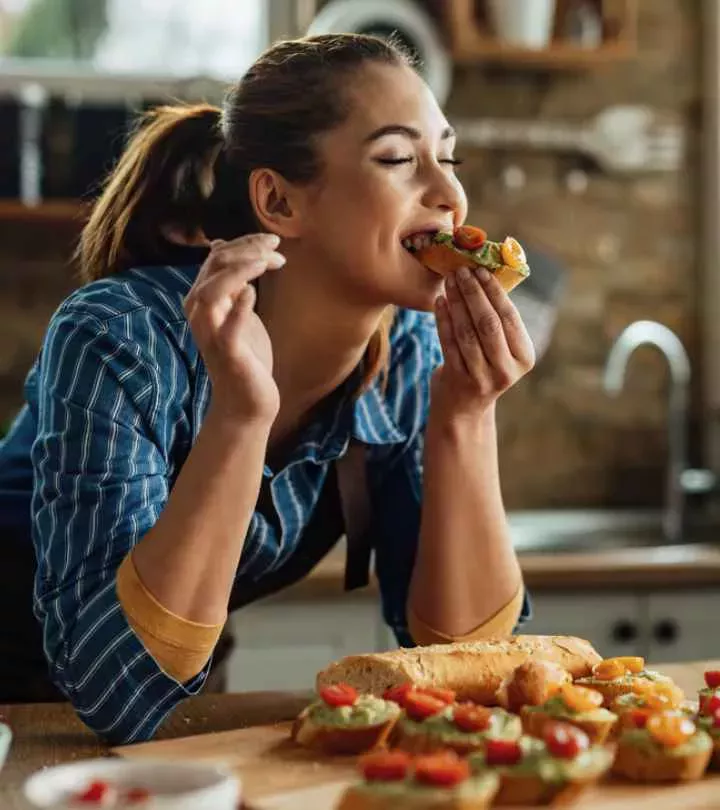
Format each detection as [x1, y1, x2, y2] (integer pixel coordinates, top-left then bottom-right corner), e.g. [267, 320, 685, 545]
[0, 200, 88, 224]
[444, 0, 638, 71]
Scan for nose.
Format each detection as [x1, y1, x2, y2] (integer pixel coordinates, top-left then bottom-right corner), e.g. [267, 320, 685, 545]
[420, 162, 467, 223]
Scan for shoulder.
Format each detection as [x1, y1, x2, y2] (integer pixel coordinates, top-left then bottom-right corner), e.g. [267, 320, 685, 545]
[57, 264, 197, 333]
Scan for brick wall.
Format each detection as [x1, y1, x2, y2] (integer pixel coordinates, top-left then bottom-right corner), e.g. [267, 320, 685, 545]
[447, 0, 701, 508]
[0, 0, 702, 508]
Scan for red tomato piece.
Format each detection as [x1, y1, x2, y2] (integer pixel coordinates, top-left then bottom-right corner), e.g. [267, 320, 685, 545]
[452, 704, 493, 733]
[485, 739, 523, 766]
[414, 753, 470, 787]
[360, 750, 412, 782]
[415, 686, 456, 705]
[319, 683, 358, 708]
[700, 693, 720, 716]
[454, 225, 487, 251]
[543, 722, 590, 760]
[705, 671, 720, 689]
[75, 781, 111, 804]
[383, 682, 413, 707]
[713, 708, 720, 729]
[404, 691, 447, 721]
[628, 709, 651, 729]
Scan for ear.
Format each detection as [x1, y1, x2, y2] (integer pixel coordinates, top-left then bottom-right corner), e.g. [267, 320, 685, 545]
[249, 168, 305, 239]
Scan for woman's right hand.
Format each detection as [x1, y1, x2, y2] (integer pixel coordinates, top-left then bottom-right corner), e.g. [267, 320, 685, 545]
[184, 233, 285, 424]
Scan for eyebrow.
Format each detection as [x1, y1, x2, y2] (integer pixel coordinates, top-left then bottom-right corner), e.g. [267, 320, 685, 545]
[364, 124, 456, 143]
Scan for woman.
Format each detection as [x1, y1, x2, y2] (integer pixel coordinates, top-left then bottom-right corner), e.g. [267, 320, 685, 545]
[0, 34, 534, 744]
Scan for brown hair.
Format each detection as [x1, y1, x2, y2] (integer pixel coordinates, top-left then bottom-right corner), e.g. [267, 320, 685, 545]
[78, 33, 418, 389]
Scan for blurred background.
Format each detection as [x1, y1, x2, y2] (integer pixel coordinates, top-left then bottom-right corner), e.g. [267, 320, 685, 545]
[0, 0, 718, 685]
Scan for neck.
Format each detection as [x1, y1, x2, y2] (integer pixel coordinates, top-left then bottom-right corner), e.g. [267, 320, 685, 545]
[257, 257, 387, 443]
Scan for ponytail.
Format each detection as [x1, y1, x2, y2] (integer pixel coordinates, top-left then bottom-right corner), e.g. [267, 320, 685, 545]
[77, 103, 252, 283]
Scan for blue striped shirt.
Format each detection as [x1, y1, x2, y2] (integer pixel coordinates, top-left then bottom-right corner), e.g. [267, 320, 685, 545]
[0, 259, 531, 744]
[0, 260, 428, 742]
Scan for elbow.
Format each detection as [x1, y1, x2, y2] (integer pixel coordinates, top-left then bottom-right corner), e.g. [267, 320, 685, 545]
[407, 584, 526, 645]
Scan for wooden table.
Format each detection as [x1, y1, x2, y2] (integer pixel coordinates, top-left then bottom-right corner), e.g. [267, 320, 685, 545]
[1, 661, 717, 809]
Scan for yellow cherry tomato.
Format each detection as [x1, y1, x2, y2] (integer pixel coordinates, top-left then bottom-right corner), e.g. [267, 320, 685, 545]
[613, 656, 645, 674]
[592, 659, 627, 680]
[500, 236, 526, 269]
[559, 684, 604, 712]
[646, 712, 695, 747]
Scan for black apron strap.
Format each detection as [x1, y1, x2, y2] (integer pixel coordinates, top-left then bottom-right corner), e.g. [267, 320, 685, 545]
[336, 442, 373, 591]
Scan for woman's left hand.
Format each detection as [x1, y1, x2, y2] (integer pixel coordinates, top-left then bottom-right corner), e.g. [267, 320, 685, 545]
[432, 265, 535, 419]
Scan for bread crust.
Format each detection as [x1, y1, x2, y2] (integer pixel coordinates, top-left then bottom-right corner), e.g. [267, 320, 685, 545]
[520, 707, 616, 745]
[612, 739, 712, 782]
[711, 738, 720, 769]
[494, 774, 600, 807]
[413, 244, 527, 292]
[290, 707, 397, 755]
[496, 661, 571, 712]
[335, 782, 497, 810]
[317, 636, 601, 706]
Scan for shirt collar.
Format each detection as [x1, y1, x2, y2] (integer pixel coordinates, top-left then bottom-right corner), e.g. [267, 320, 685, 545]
[265, 369, 407, 476]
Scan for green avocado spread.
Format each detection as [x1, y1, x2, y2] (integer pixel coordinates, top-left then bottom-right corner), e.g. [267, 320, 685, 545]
[469, 736, 613, 785]
[524, 694, 616, 724]
[357, 771, 499, 800]
[697, 715, 720, 740]
[400, 706, 521, 746]
[308, 694, 400, 727]
[431, 232, 529, 276]
[619, 727, 712, 757]
[579, 669, 670, 688]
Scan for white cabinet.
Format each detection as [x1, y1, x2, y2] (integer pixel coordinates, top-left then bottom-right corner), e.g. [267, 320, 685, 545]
[645, 590, 720, 664]
[529, 589, 720, 664]
[226, 596, 384, 692]
[525, 591, 644, 659]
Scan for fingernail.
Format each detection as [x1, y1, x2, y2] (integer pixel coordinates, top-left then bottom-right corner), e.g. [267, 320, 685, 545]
[458, 267, 471, 282]
[264, 233, 281, 247]
[446, 275, 456, 289]
[477, 267, 491, 282]
[271, 252, 287, 267]
[210, 239, 226, 250]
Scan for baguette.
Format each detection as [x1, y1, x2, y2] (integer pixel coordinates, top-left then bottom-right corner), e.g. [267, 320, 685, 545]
[317, 636, 601, 706]
[495, 660, 572, 713]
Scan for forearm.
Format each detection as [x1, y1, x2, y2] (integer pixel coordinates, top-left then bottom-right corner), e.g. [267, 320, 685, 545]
[132, 406, 271, 625]
[409, 404, 522, 637]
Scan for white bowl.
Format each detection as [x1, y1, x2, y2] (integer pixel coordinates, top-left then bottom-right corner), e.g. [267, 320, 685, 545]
[0, 722, 11, 771]
[24, 758, 240, 809]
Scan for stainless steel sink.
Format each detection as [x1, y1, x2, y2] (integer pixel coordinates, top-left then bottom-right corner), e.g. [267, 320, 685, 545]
[508, 510, 719, 555]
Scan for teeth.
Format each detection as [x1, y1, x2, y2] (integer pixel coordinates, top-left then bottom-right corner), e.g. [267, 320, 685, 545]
[402, 232, 436, 251]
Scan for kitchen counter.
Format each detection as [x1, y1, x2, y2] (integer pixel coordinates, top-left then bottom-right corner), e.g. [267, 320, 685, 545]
[1, 659, 718, 809]
[275, 541, 720, 600]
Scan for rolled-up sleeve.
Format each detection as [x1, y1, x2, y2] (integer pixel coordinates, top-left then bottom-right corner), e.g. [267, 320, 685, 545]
[31, 307, 208, 744]
[370, 312, 532, 648]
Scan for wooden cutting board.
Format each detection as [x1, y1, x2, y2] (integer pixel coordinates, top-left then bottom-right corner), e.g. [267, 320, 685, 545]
[115, 721, 720, 809]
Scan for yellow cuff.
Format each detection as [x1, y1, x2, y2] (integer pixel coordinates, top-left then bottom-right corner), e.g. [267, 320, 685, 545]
[408, 582, 525, 646]
[116, 551, 224, 683]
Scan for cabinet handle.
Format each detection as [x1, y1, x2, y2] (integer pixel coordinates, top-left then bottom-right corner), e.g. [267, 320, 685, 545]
[653, 619, 679, 644]
[611, 620, 638, 643]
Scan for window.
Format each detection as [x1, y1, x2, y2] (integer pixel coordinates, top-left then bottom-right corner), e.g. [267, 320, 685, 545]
[0, 0, 268, 79]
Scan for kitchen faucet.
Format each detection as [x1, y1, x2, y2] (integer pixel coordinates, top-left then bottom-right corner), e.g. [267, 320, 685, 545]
[603, 320, 691, 544]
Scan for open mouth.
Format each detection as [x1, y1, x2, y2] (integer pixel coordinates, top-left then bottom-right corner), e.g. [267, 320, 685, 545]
[401, 231, 438, 254]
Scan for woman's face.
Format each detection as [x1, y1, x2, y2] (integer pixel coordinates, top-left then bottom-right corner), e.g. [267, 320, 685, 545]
[294, 62, 468, 312]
